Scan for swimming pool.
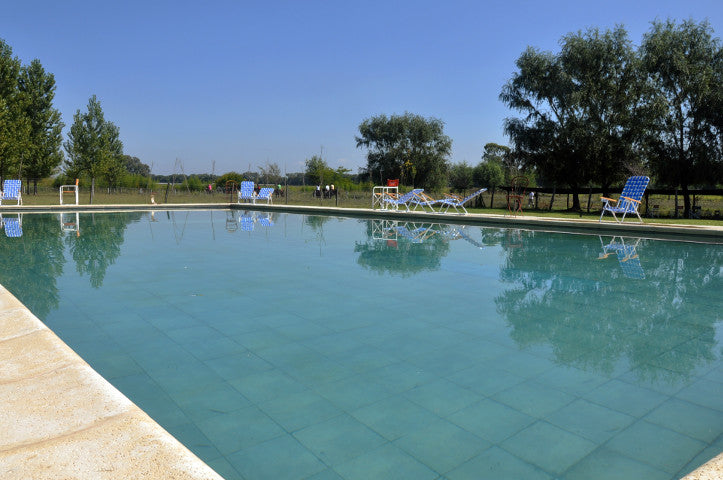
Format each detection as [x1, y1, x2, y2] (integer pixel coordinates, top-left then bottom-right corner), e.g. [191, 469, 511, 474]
[0, 210, 721, 479]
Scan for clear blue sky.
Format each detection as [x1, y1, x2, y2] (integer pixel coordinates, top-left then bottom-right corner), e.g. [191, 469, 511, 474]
[3, 0, 722, 175]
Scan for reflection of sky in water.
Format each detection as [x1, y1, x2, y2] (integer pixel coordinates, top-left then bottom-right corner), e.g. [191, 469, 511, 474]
[0, 211, 721, 480]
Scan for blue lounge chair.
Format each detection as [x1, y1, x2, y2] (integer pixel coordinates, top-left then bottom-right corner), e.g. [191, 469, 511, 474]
[3, 215, 22, 237]
[599, 176, 649, 223]
[238, 181, 256, 203]
[1, 179, 22, 205]
[381, 189, 424, 211]
[256, 187, 274, 204]
[438, 188, 487, 214]
[409, 192, 441, 212]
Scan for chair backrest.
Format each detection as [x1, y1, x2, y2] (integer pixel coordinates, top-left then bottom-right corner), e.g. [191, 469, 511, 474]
[460, 188, 488, 204]
[2, 180, 21, 199]
[257, 187, 274, 199]
[619, 176, 650, 202]
[240, 181, 255, 198]
[398, 188, 423, 202]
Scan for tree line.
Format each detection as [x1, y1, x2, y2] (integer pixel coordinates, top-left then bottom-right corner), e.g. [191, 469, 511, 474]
[3, 19, 722, 214]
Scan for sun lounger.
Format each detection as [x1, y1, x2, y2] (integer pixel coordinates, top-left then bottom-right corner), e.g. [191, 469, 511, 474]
[438, 188, 487, 214]
[0, 179, 22, 205]
[600, 176, 649, 223]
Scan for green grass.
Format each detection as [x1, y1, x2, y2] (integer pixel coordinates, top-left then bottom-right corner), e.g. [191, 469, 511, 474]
[14, 187, 723, 227]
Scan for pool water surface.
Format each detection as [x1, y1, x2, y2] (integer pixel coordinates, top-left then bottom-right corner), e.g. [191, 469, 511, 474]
[0, 210, 721, 480]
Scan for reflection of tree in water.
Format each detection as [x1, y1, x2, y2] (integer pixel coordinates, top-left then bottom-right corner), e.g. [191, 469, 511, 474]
[66, 212, 143, 288]
[495, 232, 721, 383]
[0, 214, 64, 318]
[354, 220, 451, 277]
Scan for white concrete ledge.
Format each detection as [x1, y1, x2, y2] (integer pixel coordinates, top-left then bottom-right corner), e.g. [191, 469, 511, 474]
[0, 285, 224, 480]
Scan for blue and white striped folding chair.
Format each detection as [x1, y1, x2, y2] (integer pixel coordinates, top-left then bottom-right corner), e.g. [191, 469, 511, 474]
[256, 187, 274, 204]
[238, 181, 256, 203]
[408, 192, 441, 212]
[438, 188, 487, 214]
[600, 176, 649, 223]
[3, 215, 22, 237]
[381, 189, 424, 211]
[1, 179, 22, 205]
[394, 224, 435, 243]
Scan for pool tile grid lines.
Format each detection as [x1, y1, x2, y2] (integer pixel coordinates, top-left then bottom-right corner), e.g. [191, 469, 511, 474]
[0, 284, 223, 480]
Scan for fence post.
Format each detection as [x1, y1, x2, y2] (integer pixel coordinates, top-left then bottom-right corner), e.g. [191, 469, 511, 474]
[586, 187, 592, 213]
[674, 189, 679, 218]
[549, 187, 556, 211]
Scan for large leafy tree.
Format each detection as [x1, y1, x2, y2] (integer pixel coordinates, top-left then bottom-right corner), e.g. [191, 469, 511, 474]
[641, 19, 723, 217]
[121, 155, 150, 176]
[356, 112, 452, 189]
[18, 59, 64, 193]
[502, 27, 650, 209]
[0, 39, 30, 181]
[559, 27, 651, 194]
[64, 95, 123, 203]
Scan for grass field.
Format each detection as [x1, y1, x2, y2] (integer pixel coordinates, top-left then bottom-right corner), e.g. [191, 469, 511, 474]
[12, 186, 723, 226]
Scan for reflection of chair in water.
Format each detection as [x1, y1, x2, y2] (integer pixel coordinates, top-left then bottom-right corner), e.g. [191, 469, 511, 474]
[2, 214, 22, 237]
[59, 212, 80, 236]
[372, 219, 399, 240]
[600, 176, 649, 223]
[240, 213, 255, 232]
[394, 223, 436, 243]
[441, 225, 484, 249]
[507, 176, 528, 216]
[598, 236, 645, 279]
[225, 211, 238, 232]
[258, 213, 274, 227]
[1, 179, 22, 205]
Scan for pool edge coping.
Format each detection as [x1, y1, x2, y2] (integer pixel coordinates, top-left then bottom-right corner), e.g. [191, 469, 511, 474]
[0, 285, 224, 480]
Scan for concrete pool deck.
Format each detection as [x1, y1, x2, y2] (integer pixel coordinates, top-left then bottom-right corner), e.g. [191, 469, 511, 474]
[0, 203, 721, 479]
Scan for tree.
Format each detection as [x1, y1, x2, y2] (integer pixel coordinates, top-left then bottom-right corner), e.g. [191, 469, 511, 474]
[18, 59, 64, 193]
[258, 162, 281, 185]
[0, 39, 30, 181]
[501, 27, 649, 209]
[559, 27, 651, 194]
[449, 161, 474, 191]
[121, 155, 150, 176]
[356, 112, 452, 189]
[102, 155, 126, 191]
[641, 20, 723, 217]
[305, 155, 330, 185]
[64, 95, 123, 203]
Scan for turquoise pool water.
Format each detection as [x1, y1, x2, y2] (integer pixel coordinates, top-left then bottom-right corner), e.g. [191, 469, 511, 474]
[0, 210, 721, 480]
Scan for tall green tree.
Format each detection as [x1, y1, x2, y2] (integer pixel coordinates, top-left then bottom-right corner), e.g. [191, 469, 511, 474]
[121, 155, 150, 176]
[0, 39, 30, 181]
[64, 95, 123, 203]
[448, 161, 474, 191]
[18, 59, 64, 193]
[356, 112, 452, 189]
[559, 27, 651, 194]
[641, 19, 723, 217]
[502, 26, 651, 209]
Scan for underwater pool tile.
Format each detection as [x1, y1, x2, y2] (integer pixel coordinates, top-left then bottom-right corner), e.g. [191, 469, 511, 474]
[492, 380, 575, 419]
[167, 421, 223, 463]
[445, 446, 552, 480]
[259, 390, 342, 432]
[447, 364, 525, 397]
[228, 368, 307, 405]
[173, 381, 251, 422]
[197, 405, 285, 455]
[563, 446, 669, 480]
[315, 375, 393, 411]
[535, 365, 608, 396]
[501, 421, 596, 475]
[403, 378, 480, 417]
[606, 420, 706, 474]
[546, 398, 635, 443]
[447, 398, 534, 444]
[227, 434, 325, 480]
[582, 379, 668, 418]
[352, 395, 441, 441]
[645, 397, 723, 442]
[676, 378, 723, 412]
[294, 413, 387, 465]
[204, 351, 274, 381]
[187, 336, 248, 361]
[394, 417, 491, 474]
[334, 443, 438, 480]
